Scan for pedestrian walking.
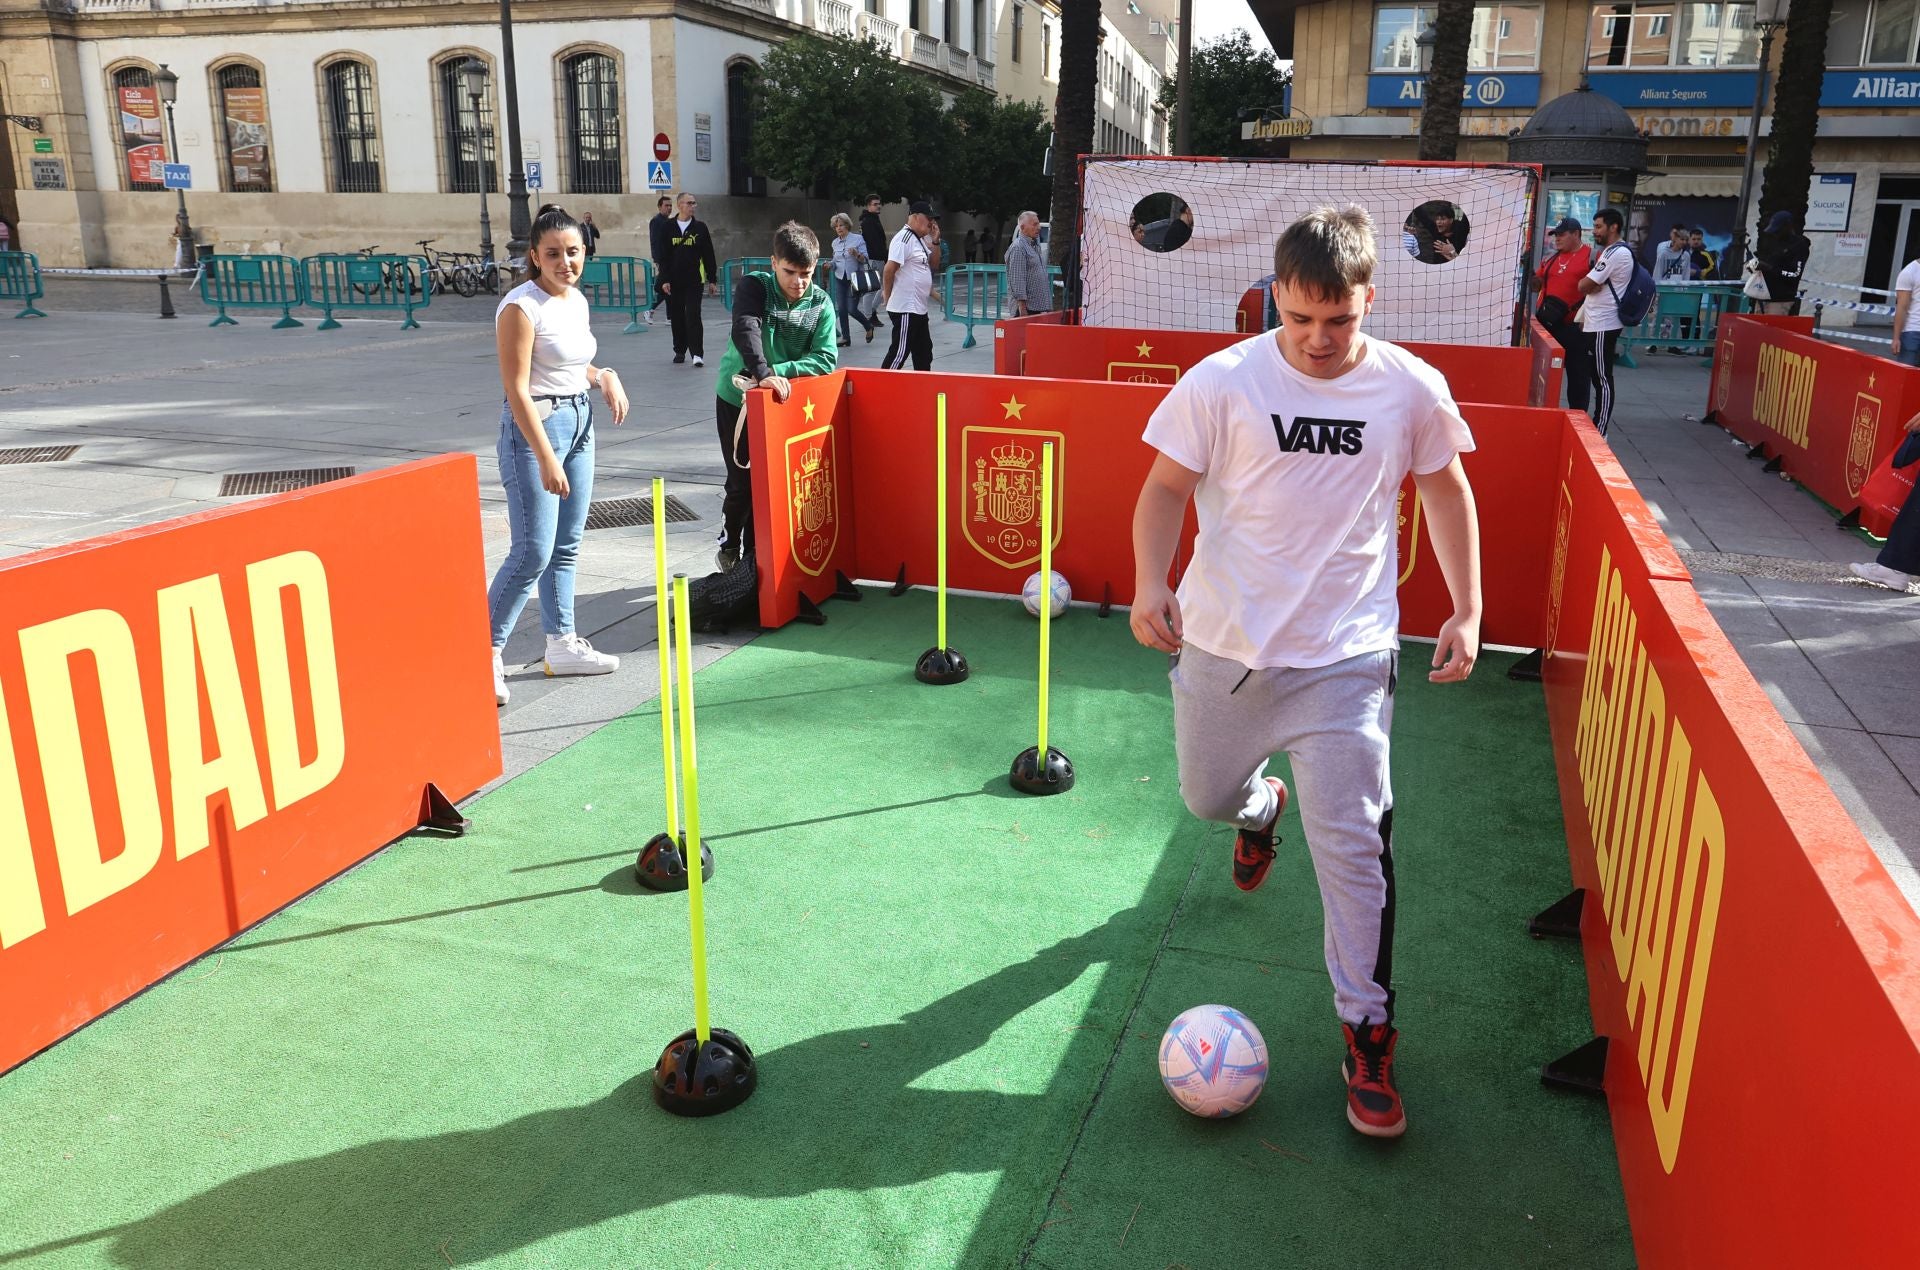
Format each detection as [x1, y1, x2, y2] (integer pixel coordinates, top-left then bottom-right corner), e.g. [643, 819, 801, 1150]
[1850, 411, 1920, 592]
[1533, 217, 1593, 413]
[1888, 247, 1918, 368]
[712, 222, 839, 572]
[646, 195, 672, 326]
[486, 203, 631, 707]
[979, 225, 998, 267]
[882, 200, 937, 371]
[828, 212, 881, 346]
[579, 211, 601, 259]
[1005, 210, 1051, 316]
[1755, 210, 1811, 316]
[964, 228, 979, 264]
[1129, 204, 1481, 1142]
[859, 195, 887, 261]
[660, 192, 719, 366]
[1689, 228, 1718, 282]
[1652, 222, 1696, 350]
[1577, 207, 1633, 435]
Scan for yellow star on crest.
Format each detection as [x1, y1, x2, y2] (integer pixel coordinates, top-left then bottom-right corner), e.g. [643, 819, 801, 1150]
[1135, 340, 1154, 357]
[1868, 371, 1878, 390]
[803, 398, 816, 422]
[1001, 395, 1026, 421]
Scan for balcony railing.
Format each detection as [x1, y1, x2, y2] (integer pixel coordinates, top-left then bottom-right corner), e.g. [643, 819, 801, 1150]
[912, 32, 941, 67]
[856, 11, 903, 54]
[818, 0, 854, 36]
[976, 57, 996, 90]
[946, 44, 973, 78]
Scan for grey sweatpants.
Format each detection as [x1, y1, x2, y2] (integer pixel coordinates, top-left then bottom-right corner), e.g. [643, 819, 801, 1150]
[1171, 643, 1398, 1027]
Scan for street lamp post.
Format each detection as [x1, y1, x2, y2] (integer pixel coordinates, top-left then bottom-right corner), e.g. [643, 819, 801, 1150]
[1731, 0, 1790, 277]
[152, 64, 194, 267]
[459, 57, 496, 268]
[497, 0, 532, 263]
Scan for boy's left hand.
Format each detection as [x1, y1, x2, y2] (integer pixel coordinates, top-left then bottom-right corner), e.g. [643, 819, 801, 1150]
[1429, 611, 1479, 683]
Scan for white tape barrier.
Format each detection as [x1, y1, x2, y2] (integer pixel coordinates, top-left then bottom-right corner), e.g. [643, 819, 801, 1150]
[40, 266, 200, 281]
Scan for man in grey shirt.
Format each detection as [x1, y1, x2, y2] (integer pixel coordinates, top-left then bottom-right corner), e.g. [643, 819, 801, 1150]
[1005, 210, 1051, 316]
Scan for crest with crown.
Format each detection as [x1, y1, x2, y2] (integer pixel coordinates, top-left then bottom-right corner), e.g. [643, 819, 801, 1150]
[991, 441, 1035, 470]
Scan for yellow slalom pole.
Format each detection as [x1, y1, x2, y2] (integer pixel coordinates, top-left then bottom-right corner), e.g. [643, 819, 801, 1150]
[653, 479, 679, 842]
[936, 393, 948, 652]
[673, 573, 712, 1046]
[1037, 442, 1054, 758]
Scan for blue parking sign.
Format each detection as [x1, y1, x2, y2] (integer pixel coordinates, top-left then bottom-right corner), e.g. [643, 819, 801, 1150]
[525, 161, 543, 190]
[162, 164, 191, 190]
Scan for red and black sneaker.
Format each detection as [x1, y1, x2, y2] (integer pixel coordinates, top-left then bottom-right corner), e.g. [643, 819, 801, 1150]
[1341, 1019, 1406, 1138]
[1231, 777, 1289, 892]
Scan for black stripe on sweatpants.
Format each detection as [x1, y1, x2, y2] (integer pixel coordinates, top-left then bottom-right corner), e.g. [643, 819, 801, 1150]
[1372, 805, 1397, 1028]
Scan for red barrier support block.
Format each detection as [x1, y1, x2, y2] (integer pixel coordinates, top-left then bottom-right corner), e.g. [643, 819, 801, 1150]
[1706, 315, 1920, 521]
[1529, 317, 1565, 410]
[992, 309, 1067, 377]
[1543, 416, 1920, 1266]
[0, 456, 500, 1075]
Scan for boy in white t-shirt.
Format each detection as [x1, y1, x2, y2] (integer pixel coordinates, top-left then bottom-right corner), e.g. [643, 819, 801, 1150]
[1130, 205, 1482, 1139]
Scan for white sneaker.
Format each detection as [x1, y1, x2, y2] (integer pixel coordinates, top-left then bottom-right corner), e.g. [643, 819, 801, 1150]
[1849, 561, 1915, 592]
[545, 632, 619, 676]
[691, 354, 704, 368]
[492, 647, 510, 706]
[645, 310, 656, 326]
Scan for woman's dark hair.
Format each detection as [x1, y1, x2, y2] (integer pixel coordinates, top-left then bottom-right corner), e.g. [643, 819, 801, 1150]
[527, 203, 582, 278]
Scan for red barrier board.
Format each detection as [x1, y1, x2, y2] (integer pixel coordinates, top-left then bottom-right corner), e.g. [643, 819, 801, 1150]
[1017, 323, 1538, 407]
[1543, 418, 1920, 1265]
[1707, 316, 1920, 518]
[1528, 317, 1565, 411]
[991, 309, 1067, 377]
[749, 369, 1561, 649]
[0, 456, 501, 1075]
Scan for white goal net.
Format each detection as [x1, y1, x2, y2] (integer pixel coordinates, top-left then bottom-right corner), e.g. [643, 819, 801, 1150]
[1078, 158, 1539, 346]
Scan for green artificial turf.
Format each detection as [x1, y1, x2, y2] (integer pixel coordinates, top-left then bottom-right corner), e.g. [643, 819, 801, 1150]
[0, 591, 1631, 1269]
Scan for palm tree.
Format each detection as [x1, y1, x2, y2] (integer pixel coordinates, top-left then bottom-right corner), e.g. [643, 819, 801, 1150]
[1418, 0, 1474, 161]
[1046, 0, 1101, 270]
[1755, 0, 1832, 235]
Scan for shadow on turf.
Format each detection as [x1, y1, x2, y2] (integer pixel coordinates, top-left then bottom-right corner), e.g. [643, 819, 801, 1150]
[8, 842, 1202, 1270]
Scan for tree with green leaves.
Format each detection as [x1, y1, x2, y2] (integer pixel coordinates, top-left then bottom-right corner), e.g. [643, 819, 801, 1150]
[1156, 30, 1293, 158]
[1756, 0, 1832, 241]
[1418, 0, 1475, 161]
[748, 32, 945, 203]
[943, 90, 1052, 232]
[1046, 0, 1102, 268]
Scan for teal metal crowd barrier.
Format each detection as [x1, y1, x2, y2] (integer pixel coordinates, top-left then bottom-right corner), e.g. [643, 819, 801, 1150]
[199, 254, 305, 328]
[578, 255, 655, 333]
[1618, 282, 1748, 367]
[720, 256, 772, 310]
[302, 254, 430, 330]
[943, 264, 1008, 348]
[1, 251, 46, 318]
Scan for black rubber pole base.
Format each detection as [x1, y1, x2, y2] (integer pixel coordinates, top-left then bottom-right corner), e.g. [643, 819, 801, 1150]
[1540, 1036, 1609, 1096]
[1009, 745, 1075, 795]
[635, 832, 715, 892]
[915, 646, 970, 685]
[653, 1027, 759, 1116]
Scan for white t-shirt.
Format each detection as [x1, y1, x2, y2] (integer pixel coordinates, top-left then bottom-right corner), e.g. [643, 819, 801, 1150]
[1142, 332, 1475, 670]
[1897, 259, 1920, 335]
[496, 279, 596, 397]
[1581, 244, 1634, 333]
[885, 226, 934, 315]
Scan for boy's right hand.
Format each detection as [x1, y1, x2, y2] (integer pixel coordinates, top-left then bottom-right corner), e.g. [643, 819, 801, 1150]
[1129, 579, 1183, 653]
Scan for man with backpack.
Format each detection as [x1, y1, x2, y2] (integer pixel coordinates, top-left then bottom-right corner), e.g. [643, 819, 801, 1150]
[1577, 207, 1643, 435]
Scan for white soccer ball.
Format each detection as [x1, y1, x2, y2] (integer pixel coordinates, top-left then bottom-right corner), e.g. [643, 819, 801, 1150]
[1158, 1004, 1270, 1119]
[1021, 570, 1071, 618]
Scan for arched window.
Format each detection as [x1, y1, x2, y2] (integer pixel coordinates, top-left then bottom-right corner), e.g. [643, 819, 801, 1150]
[562, 52, 621, 195]
[726, 59, 762, 198]
[322, 59, 381, 193]
[110, 65, 165, 192]
[437, 56, 497, 194]
[213, 62, 274, 192]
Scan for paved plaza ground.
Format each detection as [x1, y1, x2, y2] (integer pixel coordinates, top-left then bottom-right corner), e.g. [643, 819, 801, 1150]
[2, 277, 1915, 908]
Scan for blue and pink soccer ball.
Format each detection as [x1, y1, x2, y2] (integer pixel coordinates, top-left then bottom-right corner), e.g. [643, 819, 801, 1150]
[1158, 1004, 1270, 1118]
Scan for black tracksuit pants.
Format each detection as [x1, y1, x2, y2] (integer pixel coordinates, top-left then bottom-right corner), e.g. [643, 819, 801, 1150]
[716, 394, 751, 554]
[668, 285, 704, 358]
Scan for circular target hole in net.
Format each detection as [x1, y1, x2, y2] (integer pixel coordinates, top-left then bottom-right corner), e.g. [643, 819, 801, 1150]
[1128, 192, 1195, 253]
[1403, 199, 1471, 265]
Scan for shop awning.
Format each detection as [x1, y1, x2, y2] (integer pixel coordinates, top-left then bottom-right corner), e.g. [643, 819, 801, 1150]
[1636, 174, 1744, 198]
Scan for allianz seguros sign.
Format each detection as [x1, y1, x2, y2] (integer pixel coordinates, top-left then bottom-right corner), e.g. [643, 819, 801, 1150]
[1366, 73, 1542, 109]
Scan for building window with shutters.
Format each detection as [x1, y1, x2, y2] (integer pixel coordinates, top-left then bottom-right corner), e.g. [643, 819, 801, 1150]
[726, 59, 763, 198]
[1013, 5, 1024, 61]
[437, 55, 498, 194]
[562, 51, 622, 194]
[109, 64, 165, 192]
[322, 59, 381, 194]
[213, 62, 274, 192]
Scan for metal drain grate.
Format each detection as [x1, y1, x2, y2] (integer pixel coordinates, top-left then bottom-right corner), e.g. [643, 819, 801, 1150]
[218, 467, 356, 497]
[585, 494, 699, 531]
[0, 445, 80, 465]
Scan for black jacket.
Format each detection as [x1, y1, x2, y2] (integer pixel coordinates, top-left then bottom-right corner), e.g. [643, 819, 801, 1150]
[660, 217, 718, 288]
[1758, 230, 1810, 303]
[859, 210, 887, 262]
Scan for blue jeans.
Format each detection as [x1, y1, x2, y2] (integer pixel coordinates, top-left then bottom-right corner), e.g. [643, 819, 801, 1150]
[831, 274, 875, 342]
[1898, 330, 1920, 368]
[487, 395, 594, 647]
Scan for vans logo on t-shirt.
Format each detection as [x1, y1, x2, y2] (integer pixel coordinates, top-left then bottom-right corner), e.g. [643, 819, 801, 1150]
[1272, 415, 1367, 455]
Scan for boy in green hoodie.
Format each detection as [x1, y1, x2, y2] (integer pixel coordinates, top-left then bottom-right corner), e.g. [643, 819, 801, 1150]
[714, 220, 839, 572]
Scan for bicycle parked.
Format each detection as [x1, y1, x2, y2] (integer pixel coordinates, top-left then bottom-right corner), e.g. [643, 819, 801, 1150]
[416, 238, 501, 298]
[350, 244, 419, 299]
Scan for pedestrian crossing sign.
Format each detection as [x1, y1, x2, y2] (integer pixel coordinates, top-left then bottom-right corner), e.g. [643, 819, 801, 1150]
[647, 161, 673, 190]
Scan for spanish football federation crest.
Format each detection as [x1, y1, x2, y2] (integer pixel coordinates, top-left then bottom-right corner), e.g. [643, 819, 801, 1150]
[1105, 361, 1181, 384]
[1545, 467, 1574, 661]
[1846, 390, 1882, 498]
[1395, 483, 1423, 586]
[784, 424, 838, 577]
[1713, 337, 1733, 416]
[961, 426, 1065, 569]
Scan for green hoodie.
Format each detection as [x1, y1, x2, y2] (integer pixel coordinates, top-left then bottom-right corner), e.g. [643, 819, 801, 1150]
[715, 271, 838, 407]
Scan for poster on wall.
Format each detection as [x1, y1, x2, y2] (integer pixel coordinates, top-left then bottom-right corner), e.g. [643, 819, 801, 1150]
[1547, 189, 1601, 234]
[118, 86, 165, 186]
[223, 86, 271, 189]
[1630, 196, 1738, 279]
